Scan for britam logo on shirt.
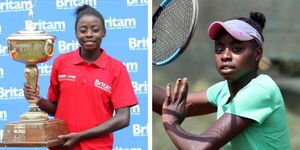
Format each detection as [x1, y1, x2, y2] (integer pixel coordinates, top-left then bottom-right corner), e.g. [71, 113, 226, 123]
[94, 79, 112, 93]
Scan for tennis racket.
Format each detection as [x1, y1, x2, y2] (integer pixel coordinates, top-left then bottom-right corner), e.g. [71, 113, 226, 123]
[152, 0, 198, 66]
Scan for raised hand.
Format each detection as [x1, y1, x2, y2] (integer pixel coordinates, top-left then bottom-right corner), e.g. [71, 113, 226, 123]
[162, 78, 190, 125]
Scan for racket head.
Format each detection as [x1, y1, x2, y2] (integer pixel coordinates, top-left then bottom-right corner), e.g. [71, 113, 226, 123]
[152, 0, 199, 66]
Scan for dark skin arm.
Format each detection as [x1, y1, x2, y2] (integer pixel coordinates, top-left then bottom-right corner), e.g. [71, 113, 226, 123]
[59, 106, 130, 148]
[162, 78, 254, 150]
[153, 83, 216, 116]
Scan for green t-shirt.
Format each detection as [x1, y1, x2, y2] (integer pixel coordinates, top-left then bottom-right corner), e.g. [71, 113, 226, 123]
[207, 74, 291, 150]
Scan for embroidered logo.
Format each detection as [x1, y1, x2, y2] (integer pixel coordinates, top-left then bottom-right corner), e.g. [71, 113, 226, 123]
[94, 79, 111, 93]
[58, 74, 76, 81]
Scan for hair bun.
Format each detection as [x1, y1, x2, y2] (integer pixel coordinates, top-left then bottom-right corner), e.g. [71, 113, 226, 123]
[75, 4, 90, 15]
[249, 12, 266, 30]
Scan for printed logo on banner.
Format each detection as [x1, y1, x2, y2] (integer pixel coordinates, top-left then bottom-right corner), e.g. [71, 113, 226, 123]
[0, 24, 2, 35]
[0, 0, 32, 13]
[38, 64, 52, 76]
[58, 40, 80, 54]
[105, 17, 136, 30]
[130, 105, 140, 115]
[0, 67, 4, 78]
[128, 37, 148, 51]
[0, 110, 7, 121]
[132, 123, 148, 136]
[0, 44, 8, 57]
[56, 0, 96, 9]
[132, 81, 148, 95]
[114, 147, 142, 150]
[127, 0, 147, 7]
[123, 62, 138, 73]
[0, 86, 24, 100]
[25, 20, 66, 32]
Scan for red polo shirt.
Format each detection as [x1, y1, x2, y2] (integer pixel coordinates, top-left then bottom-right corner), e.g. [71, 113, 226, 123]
[47, 48, 138, 150]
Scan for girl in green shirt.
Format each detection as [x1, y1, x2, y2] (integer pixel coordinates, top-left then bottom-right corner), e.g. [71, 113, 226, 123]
[153, 12, 291, 150]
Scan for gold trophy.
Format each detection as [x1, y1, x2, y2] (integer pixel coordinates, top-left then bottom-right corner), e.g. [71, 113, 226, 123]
[0, 7, 67, 147]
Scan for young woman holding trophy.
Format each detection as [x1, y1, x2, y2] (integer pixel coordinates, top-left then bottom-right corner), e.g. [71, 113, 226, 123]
[24, 5, 138, 150]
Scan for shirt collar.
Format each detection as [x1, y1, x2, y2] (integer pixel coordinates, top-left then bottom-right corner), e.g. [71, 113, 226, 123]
[72, 47, 108, 68]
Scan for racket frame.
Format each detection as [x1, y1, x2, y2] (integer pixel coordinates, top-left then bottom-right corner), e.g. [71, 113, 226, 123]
[152, 0, 199, 66]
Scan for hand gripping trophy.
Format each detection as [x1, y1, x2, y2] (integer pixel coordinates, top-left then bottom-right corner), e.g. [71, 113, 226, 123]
[0, 5, 67, 148]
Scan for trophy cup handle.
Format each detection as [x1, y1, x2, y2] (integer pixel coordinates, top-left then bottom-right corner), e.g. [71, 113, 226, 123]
[44, 39, 54, 57]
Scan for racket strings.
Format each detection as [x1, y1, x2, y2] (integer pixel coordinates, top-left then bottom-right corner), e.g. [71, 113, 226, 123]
[153, 0, 194, 63]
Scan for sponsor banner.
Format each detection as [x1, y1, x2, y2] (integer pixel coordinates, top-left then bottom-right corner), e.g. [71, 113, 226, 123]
[38, 63, 52, 77]
[55, 0, 97, 10]
[0, 1, 148, 149]
[0, 0, 32, 13]
[57, 39, 80, 54]
[105, 17, 137, 30]
[114, 146, 143, 150]
[0, 67, 4, 78]
[0, 43, 8, 57]
[0, 110, 7, 121]
[130, 104, 141, 116]
[25, 19, 66, 32]
[124, 61, 139, 73]
[126, 0, 148, 7]
[128, 36, 148, 51]
[0, 86, 24, 100]
[132, 123, 148, 137]
[132, 80, 148, 96]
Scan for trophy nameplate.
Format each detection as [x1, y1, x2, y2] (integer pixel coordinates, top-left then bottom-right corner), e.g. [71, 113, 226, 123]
[0, 120, 68, 147]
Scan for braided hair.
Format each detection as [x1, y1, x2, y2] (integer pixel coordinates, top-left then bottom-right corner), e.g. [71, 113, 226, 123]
[237, 12, 266, 42]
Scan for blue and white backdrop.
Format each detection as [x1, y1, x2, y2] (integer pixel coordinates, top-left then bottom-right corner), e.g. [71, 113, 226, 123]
[0, 0, 148, 150]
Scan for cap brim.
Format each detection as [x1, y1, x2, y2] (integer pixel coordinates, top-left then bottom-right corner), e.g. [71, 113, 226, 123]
[208, 21, 254, 41]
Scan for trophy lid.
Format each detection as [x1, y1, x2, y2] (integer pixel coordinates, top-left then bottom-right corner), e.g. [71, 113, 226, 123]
[6, 24, 56, 41]
[6, 6, 56, 41]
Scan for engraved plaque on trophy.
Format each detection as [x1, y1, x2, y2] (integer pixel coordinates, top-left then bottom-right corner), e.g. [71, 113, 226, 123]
[0, 6, 68, 148]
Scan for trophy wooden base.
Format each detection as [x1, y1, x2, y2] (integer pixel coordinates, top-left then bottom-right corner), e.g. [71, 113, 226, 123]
[0, 119, 68, 147]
